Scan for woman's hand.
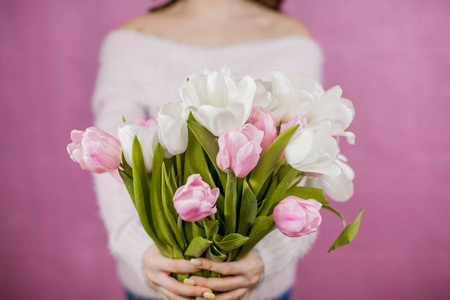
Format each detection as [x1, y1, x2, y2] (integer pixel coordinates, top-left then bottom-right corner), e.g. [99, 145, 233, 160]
[144, 246, 215, 300]
[189, 251, 264, 300]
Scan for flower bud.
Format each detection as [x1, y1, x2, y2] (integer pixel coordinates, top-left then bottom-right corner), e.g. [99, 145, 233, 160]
[158, 102, 189, 156]
[118, 122, 159, 172]
[173, 174, 219, 222]
[216, 124, 263, 178]
[67, 127, 121, 174]
[273, 196, 322, 237]
[247, 108, 278, 151]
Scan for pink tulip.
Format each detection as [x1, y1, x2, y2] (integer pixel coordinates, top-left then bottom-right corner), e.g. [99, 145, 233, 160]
[273, 196, 322, 237]
[173, 174, 220, 222]
[247, 108, 278, 151]
[132, 118, 158, 127]
[67, 127, 122, 174]
[216, 124, 264, 178]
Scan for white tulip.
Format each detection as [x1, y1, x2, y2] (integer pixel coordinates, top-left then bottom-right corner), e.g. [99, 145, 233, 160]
[305, 86, 355, 144]
[285, 120, 341, 176]
[269, 71, 325, 123]
[158, 102, 189, 157]
[252, 80, 279, 112]
[180, 68, 256, 136]
[117, 123, 160, 172]
[304, 155, 355, 202]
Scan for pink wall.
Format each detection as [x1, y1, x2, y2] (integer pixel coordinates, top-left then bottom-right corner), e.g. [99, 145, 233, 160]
[1, 0, 449, 299]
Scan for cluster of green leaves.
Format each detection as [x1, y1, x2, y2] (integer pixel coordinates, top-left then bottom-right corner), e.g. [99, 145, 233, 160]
[118, 114, 363, 280]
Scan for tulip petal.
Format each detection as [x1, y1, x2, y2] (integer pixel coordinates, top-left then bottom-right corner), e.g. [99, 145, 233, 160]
[285, 120, 340, 176]
[233, 142, 262, 178]
[305, 86, 355, 139]
[173, 174, 218, 222]
[180, 67, 256, 136]
[118, 123, 159, 172]
[273, 196, 322, 237]
[67, 127, 121, 173]
[304, 153, 355, 202]
[158, 102, 189, 156]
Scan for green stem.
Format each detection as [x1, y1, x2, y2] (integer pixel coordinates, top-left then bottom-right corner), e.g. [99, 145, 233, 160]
[176, 154, 183, 186]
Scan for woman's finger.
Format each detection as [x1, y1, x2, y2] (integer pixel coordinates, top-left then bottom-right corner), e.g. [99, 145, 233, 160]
[190, 251, 262, 276]
[145, 253, 202, 273]
[214, 288, 248, 300]
[241, 290, 251, 300]
[153, 272, 213, 298]
[190, 275, 248, 292]
[190, 258, 243, 275]
[157, 285, 193, 300]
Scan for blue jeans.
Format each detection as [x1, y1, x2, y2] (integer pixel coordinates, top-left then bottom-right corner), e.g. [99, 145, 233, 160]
[125, 288, 291, 300]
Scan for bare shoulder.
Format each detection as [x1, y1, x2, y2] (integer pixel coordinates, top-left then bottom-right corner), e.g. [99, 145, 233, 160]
[121, 14, 148, 30]
[120, 13, 166, 34]
[270, 14, 312, 38]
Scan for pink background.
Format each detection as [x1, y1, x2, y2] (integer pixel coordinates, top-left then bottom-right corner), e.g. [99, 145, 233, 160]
[1, 0, 449, 299]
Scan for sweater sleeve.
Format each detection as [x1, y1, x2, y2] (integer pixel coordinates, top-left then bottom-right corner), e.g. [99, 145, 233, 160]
[253, 229, 317, 284]
[91, 32, 153, 289]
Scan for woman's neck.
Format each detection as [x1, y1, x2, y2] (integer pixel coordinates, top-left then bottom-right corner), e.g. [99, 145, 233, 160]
[169, 0, 253, 19]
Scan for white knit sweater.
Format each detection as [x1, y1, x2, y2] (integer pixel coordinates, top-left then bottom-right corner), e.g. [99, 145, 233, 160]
[92, 29, 324, 300]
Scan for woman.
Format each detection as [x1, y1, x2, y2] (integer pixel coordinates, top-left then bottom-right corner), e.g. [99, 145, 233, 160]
[92, 0, 323, 299]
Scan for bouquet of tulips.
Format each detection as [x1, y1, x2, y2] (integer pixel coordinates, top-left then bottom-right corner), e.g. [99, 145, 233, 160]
[67, 67, 363, 281]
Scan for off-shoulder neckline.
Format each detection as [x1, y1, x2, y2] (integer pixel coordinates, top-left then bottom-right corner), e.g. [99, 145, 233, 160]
[110, 28, 321, 51]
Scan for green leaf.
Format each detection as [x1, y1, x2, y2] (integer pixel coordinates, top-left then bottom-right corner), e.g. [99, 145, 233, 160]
[183, 221, 205, 245]
[282, 186, 329, 205]
[237, 180, 258, 236]
[184, 122, 215, 187]
[273, 159, 287, 176]
[131, 138, 168, 255]
[169, 165, 178, 194]
[184, 236, 212, 258]
[161, 163, 185, 249]
[224, 169, 237, 233]
[256, 198, 267, 216]
[262, 176, 277, 204]
[235, 216, 275, 260]
[206, 244, 227, 262]
[163, 157, 174, 173]
[212, 233, 223, 244]
[163, 165, 179, 217]
[215, 209, 228, 236]
[175, 154, 184, 186]
[215, 233, 249, 253]
[256, 171, 274, 201]
[248, 125, 299, 196]
[183, 163, 195, 181]
[277, 164, 294, 182]
[118, 169, 135, 205]
[216, 193, 225, 219]
[203, 219, 219, 240]
[131, 137, 152, 234]
[259, 166, 301, 216]
[187, 120, 226, 189]
[150, 144, 184, 259]
[328, 208, 364, 253]
[120, 152, 133, 178]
